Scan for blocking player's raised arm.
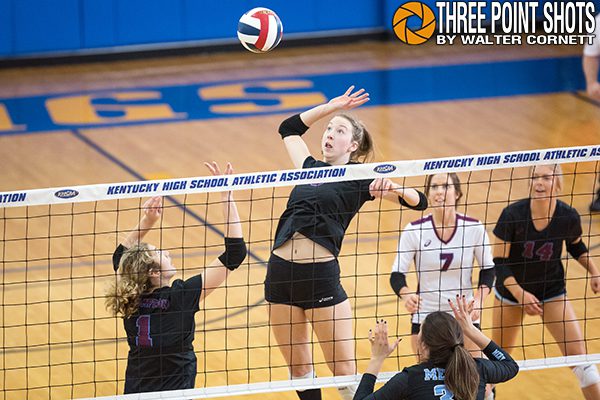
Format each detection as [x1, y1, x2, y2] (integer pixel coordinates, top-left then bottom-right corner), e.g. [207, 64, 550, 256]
[201, 162, 246, 301]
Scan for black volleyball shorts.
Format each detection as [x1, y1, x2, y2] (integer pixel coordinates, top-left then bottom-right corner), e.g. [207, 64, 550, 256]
[264, 253, 348, 310]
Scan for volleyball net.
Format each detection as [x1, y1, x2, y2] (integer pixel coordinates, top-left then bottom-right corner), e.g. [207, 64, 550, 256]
[2, 145, 600, 399]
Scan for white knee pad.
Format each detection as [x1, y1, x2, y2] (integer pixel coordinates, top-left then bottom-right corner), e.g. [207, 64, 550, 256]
[291, 370, 316, 380]
[337, 384, 358, 400]
[573, 364, 600, 388]
[291, 369, 316, 392]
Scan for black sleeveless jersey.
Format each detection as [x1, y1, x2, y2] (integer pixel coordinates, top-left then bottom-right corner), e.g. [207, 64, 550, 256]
[272, 156, 374, 257]
[113, 245, 203, 393]
[122, 274, 202, 393]
[354, 341, 518, 400]
[273, 156, 423, 257]
[493, 199, 582, 301]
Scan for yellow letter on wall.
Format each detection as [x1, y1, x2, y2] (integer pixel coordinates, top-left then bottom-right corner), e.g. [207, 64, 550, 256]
[199, 80, 326, 114]
[0, 104, 26, 132]
[46, 91, 186, 125]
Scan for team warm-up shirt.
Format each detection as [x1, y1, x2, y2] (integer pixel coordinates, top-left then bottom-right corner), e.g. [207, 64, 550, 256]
[392, 214, 493, 324]
[493, 199, 582, 301]
[354, 340, 519, 400]
[113, 245, 203, 393]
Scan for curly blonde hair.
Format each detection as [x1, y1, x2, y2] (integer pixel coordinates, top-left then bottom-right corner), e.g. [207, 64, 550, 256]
[105, 243, 159, 318]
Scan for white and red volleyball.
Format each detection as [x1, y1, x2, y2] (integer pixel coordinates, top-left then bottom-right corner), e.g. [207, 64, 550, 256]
[237, 7, 283, 53]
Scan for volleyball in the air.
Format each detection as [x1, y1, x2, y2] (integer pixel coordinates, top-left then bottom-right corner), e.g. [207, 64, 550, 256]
[237, 7, 283, 53]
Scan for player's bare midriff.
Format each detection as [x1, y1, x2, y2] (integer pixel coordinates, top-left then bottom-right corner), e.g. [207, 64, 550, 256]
[272, 232, 335, 263]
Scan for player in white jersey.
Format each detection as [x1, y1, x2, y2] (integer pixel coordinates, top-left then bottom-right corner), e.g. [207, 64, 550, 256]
[391, 173, 494, 358]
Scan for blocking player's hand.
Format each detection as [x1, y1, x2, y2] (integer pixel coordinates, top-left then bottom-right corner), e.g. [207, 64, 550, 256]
[449, 295, 477, 337]
[205, 161, 234, 200]
[368, 319, 401, 361]
[404, 293, 420, 313]
[142, 196, 162, 224]
[205, 161, 233, 177]
[470, 298, 482, 322]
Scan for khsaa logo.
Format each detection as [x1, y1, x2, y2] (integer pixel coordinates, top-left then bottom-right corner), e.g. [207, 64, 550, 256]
[55, 189, 79, 199]
[374, 164, 396, 174]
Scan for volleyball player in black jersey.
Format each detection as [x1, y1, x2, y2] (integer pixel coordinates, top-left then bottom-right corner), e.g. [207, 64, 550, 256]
[266, 86, 428, 400]
[492, 164, 600, 399]
[354, 296, 518, 400]
[105, 162, 246, 394]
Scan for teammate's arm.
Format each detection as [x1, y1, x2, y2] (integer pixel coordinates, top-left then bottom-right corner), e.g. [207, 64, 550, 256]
[390, 228, 420, 313]
[583, 54, 600, 100]
[472, 227, 494, 319]
[568, 237, 600, 294]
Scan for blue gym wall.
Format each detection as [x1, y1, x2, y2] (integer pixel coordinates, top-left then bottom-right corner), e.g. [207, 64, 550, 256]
[0, 0, 385, 58]
[0, 0, 598, 58]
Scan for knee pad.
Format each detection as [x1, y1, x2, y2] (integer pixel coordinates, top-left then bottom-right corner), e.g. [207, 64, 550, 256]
[291, 369, 316, 380]
[337, 384, 358, 400]
[573, 364, 600, 388]
[291, 369, 316, 392]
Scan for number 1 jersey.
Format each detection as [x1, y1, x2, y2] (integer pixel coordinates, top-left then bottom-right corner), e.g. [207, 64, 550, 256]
[122, 275, 203, 393]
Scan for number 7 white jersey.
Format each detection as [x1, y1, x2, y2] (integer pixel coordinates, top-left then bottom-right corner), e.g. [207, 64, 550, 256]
[392, 213, 493, 324]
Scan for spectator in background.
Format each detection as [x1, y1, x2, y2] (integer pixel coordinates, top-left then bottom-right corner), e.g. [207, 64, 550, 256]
[583, 12, 600, 211]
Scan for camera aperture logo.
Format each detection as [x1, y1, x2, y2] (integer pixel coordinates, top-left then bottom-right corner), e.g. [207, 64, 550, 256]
[393, 2, 437, 44]
[393, 1, 597, 46]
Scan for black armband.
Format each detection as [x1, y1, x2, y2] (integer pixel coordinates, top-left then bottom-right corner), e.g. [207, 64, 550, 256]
[218, 237, 247, 271]
[493, 257, 514, 285]
[478, 268, 495, 289]
[399, 190, 428, 211]
[112, 244, 127, 272]
[390, 272, 407, 297]
[567, 240, 588, 260]
[278, 113, 309, 139]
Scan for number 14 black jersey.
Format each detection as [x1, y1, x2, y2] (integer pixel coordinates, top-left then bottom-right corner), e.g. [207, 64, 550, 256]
[493, 199, 582, 302]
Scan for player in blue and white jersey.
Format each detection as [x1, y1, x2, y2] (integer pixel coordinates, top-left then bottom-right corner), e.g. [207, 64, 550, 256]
[354, 296, 518, 400]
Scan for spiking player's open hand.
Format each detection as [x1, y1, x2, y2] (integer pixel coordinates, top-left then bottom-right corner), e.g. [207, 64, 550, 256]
[327, 85, 370, 111]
